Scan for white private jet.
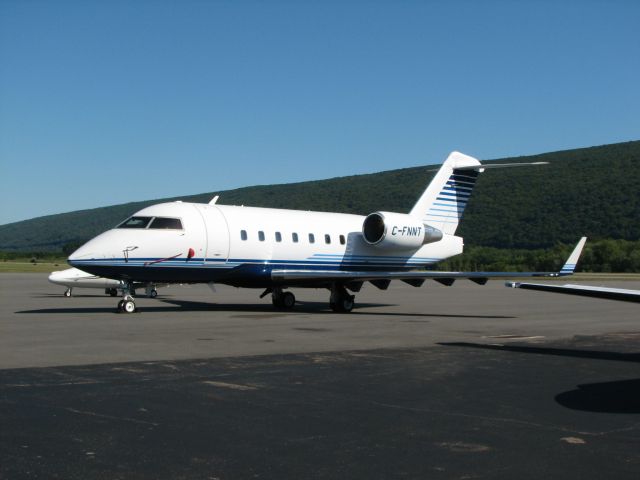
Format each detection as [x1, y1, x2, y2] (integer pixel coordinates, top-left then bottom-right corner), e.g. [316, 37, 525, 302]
[49, 267, 161, 298]
[68, 151, 583, 314]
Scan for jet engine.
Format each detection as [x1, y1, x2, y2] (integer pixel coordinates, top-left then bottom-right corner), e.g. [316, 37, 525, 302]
[362, 212, 443, 250]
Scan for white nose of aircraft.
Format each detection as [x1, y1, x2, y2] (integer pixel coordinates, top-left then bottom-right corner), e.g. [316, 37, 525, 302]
[67, 229, 132, 264]
[67, 237, 104, 262]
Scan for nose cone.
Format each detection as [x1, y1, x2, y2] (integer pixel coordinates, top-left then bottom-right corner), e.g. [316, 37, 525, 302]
[68, 241, 97, 263]
[67, 230, 120, 264]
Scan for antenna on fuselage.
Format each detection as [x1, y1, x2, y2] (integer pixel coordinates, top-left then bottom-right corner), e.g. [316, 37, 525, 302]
[209, 195, 220, 205]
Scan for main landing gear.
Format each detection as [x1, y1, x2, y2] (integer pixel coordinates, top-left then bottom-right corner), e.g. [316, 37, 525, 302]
[271, 288, 296, 309]
[64, 288, 72, 297]
[330, 284, 355, 313]
[264, 284, 356, 313]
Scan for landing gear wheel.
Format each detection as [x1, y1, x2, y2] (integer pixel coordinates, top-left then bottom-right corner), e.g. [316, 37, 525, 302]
[117, 300, 125, 312]
[272, 290, 295, 309]
[330, 296, 354, 313]
[64, 288, 72, 297]
[340, 295, 354, 312]
[281, 291, 295, 309]
[149, 289, 158, 298]
[329, 285, 355, 313]
[123, 300, 136, 313]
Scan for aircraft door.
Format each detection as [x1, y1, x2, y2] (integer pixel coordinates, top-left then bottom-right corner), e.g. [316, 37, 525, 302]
[201, 205, 230, 264]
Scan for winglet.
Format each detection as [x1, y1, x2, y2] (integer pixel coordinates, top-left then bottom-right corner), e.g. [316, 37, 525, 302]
[559, 237, 587, 276]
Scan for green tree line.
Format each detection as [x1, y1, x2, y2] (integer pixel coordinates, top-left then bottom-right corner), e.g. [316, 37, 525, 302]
[1, 140, 639, 254]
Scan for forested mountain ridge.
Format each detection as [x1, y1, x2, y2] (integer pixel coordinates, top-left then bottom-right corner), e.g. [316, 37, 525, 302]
[1, 140, 638, 252]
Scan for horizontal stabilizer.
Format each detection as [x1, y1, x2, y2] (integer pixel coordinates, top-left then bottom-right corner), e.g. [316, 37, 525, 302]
[455, 161, 549, 171]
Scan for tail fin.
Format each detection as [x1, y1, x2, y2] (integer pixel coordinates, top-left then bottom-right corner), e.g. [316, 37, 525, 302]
[409, 151, 482, 235]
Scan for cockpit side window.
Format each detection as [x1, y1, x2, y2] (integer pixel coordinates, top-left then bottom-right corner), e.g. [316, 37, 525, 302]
[149, 217, 183, 230]
[117, 216, 153, 229]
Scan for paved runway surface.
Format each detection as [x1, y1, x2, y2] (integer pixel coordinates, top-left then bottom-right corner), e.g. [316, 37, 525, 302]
[1, 273, 639, 479]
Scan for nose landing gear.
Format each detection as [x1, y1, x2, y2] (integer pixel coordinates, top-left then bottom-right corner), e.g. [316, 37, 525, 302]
[117, 282, 137, 313]
[117, 298, 137, 313]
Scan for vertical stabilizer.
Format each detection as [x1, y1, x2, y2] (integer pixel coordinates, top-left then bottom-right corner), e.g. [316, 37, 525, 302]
[409, 151, 482, 235]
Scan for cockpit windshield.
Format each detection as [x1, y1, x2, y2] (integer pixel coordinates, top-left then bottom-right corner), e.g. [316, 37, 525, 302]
[149, 217, 183, 229]
[116, 216, 183, 230]
[117, 216, 153, 229]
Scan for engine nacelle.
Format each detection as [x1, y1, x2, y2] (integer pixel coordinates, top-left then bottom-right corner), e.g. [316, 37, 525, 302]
[362, 212, 443, 250]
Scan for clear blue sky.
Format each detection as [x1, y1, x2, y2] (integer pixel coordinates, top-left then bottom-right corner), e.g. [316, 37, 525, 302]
[1, 0, 638, 225]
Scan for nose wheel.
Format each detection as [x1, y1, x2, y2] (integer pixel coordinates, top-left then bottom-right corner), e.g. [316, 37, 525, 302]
[117, 299, 137, 313]
[117, 283, 137, 313]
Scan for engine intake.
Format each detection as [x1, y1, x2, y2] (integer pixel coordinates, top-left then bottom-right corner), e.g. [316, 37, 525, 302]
[362, 212, 443, 250]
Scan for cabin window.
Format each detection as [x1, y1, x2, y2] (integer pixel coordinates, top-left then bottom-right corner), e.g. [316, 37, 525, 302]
[258, 231, 265, 241]
[292, 232, 299, 243]
[308, 233, 315, 244]
[149, 217, 183, 230]
[325, 234, 331, 244]
[240, 230, 248, 241]
[117, 216, 153, 229]
[339, 234, 346, 245]
[275, 232, 282, 242]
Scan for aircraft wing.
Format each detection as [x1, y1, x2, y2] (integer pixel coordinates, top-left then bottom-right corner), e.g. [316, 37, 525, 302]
[272, 269, 563, 287]
[272, 237, 587, 287]
[505, 282, 640, 303]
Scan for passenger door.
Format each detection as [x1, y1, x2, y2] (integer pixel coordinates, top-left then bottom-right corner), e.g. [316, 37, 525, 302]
[201, 205, 230, 264]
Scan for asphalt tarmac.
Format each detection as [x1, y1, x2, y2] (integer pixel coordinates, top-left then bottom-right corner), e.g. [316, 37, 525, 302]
[1, 273, 639, 479]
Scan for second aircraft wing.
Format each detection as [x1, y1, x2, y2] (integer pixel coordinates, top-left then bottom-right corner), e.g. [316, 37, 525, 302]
[506, 282, 640, 303]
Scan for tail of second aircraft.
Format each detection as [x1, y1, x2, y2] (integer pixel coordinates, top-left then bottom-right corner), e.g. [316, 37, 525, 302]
[409, 151, 482, 235]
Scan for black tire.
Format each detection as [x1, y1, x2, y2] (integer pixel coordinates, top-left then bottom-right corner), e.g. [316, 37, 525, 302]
[340, 295, 354, 313]
[330, 295, 354, 313]
[149, 289, 158, 298]
[117, 300, 125, 312]
[281, 291, 295, 309]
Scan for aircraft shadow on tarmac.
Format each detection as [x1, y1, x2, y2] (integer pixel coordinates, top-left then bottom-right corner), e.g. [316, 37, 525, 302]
[440, 342, 640, 414]
[17, 298, 515, 319]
